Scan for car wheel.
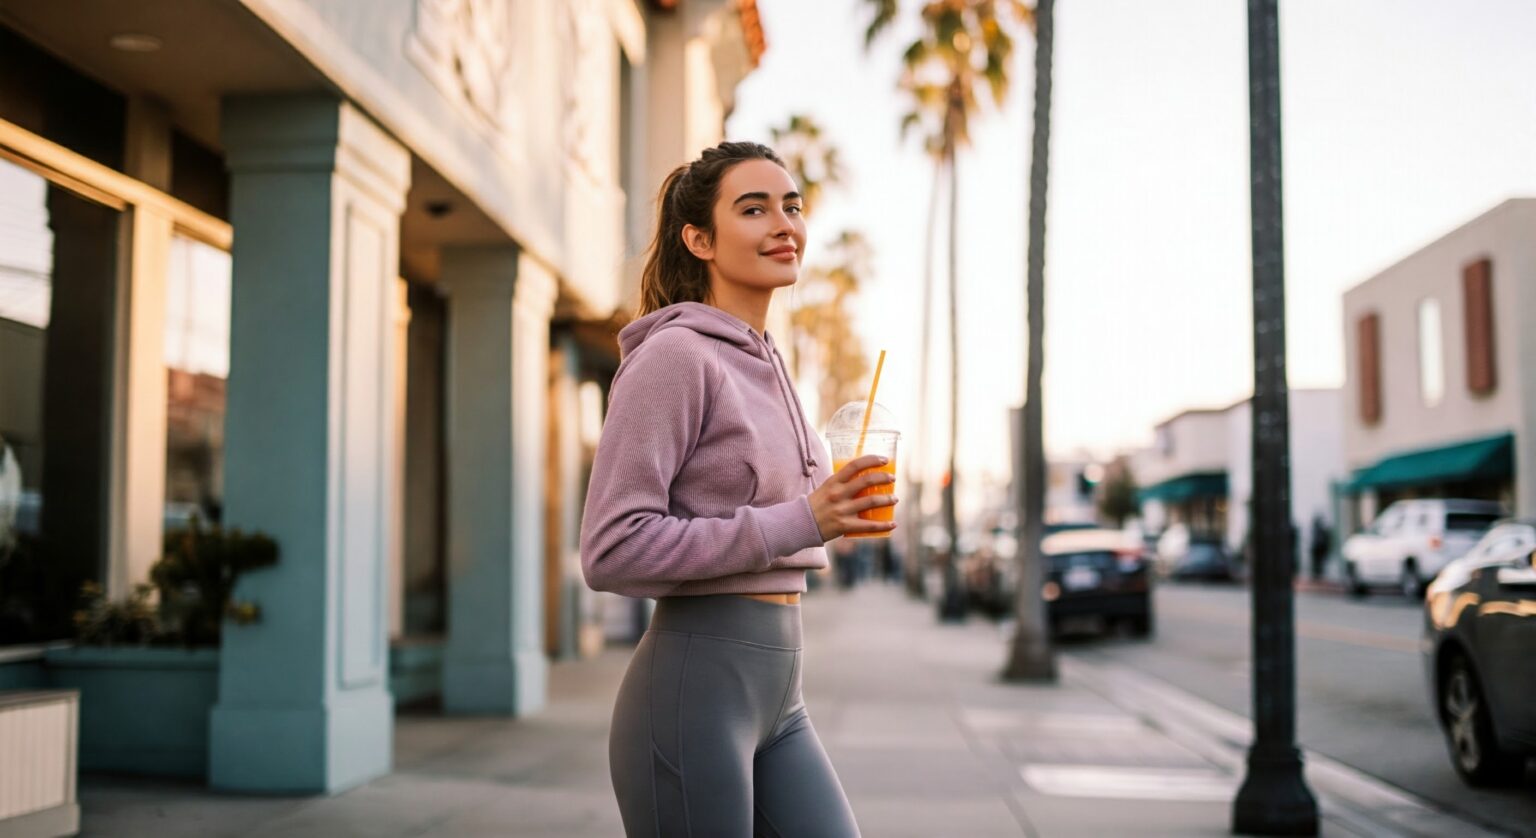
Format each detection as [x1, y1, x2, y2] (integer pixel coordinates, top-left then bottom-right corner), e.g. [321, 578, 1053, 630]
[1441, 656, 1526, 787]
[1345, 562, 1369, 598]
[1128, 614, 1153, 638]
[1400, 561, 1425, 600]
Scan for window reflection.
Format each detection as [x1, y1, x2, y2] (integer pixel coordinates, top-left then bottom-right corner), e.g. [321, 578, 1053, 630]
[164, 234, 231, 529]
[0, 159, 51, 547]
[0, 157, 121, 642]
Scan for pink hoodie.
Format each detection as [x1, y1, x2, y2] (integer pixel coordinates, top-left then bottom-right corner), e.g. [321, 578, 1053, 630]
[580, 302, 833, 598]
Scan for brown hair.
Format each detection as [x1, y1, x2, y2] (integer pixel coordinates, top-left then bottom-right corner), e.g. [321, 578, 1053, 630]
[637, 141, 787, 317]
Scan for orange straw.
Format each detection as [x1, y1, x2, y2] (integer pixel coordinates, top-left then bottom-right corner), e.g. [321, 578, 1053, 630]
[855, 349, 887, 457]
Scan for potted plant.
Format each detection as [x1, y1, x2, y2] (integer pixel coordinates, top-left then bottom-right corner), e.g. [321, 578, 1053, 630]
[44, 519, 277, 778]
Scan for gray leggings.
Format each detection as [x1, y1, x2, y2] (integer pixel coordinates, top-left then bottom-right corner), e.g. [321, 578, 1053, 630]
[608, 595, 861, 837]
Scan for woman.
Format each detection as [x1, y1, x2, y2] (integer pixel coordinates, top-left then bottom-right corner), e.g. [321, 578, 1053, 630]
[580, 141, 897, 837]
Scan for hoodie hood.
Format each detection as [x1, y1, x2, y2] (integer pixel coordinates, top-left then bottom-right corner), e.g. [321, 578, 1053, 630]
[619, 302, 820, 478]
[619, 301, 763, 360]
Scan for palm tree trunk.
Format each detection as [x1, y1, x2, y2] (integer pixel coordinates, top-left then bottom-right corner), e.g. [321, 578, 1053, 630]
[1004, 0, 1056, 680]
[906, 158, 944, 598]
[938, 148, 966, 621]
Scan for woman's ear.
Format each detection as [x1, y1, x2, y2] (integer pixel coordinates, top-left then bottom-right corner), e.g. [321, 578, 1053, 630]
[681, 224, 714, 261]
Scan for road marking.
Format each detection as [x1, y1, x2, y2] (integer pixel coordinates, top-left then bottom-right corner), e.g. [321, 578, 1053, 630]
[1168, 600, 1419, 653]
[1020, 764, 1238, 801]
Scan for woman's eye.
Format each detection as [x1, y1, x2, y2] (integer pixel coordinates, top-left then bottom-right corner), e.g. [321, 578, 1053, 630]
[743, 206, 763, 216]
[786, 205, 803, 215]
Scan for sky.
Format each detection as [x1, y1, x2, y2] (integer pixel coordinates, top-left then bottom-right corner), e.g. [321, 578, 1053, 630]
[726, 0, 1536, 513]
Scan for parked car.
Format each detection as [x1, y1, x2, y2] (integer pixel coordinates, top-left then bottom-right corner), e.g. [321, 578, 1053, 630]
[1167, 538, 1237, 582]
[1153, 523, 1190, 576]
[1421, 519, 1536, 786]
[1040, 529, 1153, 636]
[963, 522, 1101, 617]
[1341, 499, 1503, 598]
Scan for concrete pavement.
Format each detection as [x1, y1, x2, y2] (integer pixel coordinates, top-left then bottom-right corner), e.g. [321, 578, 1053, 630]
[77, 584, 1503, 837]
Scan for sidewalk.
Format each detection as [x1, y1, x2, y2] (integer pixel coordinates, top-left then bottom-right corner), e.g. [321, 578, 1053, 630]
[78, 585, 1501, 837]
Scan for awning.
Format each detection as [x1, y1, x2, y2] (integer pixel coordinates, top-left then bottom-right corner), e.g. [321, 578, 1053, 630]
[1347, 432, 1513, 494]
[1139, 471, 1228, 504]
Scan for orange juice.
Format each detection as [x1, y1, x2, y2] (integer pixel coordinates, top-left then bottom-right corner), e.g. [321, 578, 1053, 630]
[832, 458, 896, 538]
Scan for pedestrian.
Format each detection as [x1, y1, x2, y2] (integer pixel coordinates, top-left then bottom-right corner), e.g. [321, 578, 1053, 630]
[1309, 514, 1332, 580]
[580, 141, 894, 837]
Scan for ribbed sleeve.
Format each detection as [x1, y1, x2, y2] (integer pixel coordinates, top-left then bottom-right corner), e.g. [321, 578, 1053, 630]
[579, 332, 826, 598]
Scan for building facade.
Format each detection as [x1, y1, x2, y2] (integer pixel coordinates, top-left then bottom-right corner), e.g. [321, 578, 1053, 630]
[0, 0, 764, 795]
[1341, 199, 1536, 526]
[1135, 390, 1345, 568]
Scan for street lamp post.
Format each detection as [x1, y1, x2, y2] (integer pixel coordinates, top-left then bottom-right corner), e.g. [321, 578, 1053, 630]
[1232, 1, 1319, 835]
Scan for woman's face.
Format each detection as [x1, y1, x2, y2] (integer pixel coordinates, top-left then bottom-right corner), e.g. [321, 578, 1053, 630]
[683, 159, 807, 297]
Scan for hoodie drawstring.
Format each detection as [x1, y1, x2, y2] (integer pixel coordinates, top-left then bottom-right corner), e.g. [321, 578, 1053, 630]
[761, 336, 818, 479]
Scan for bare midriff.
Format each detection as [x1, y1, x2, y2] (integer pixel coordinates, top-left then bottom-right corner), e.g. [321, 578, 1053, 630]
[737, 592, 801, 605]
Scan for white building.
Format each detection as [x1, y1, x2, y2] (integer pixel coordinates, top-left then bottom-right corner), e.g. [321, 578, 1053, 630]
[1134, 408, 1230, 538]
[1341, 199, 1536, 525]
[1136, 390, 1345, 567]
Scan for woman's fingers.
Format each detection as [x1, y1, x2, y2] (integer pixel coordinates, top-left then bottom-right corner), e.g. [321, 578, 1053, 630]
[855, 494, 898, 513]
[835, 454, 889, 482]
[852, 470, 896, 493]
[846, 518, 898, 534]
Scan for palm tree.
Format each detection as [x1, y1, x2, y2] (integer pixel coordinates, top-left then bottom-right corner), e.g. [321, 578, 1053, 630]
[1002, 0, 1055, 681]
[771, 114, 845, 219]
[868, 0, 1033, 618]
[790, 231, 874, 426]
[771, 114, 848, 383]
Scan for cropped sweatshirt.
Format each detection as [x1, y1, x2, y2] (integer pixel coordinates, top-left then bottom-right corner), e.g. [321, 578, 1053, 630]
[579, 302, 833, 598]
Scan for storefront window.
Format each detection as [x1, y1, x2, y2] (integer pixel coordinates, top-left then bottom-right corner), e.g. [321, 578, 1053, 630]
[163, 234, 231, 530]
[1418, 298, 1444, 407]
[0, 157, 122, 641]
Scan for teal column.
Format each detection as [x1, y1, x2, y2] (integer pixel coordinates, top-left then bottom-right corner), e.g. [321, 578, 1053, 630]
[209, 95, 410, 793]
[440, 247, 556, 715]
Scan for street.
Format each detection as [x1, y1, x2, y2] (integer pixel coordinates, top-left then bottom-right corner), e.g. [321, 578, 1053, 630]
[1064, 582, 1536, 836]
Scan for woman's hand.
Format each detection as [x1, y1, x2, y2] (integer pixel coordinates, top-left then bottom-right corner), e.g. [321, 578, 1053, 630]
[808, 454, 899, 542]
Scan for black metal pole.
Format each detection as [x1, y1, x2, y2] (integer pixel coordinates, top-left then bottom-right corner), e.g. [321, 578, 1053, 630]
[1233, 1, 1319, 835]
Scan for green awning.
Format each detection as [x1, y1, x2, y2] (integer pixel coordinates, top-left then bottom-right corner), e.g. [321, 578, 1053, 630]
[1139, 471, 1228, 504]
[1347, 432, 1513, 494]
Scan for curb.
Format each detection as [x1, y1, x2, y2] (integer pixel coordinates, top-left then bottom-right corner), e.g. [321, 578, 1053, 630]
[1060, 655, 1517, 838]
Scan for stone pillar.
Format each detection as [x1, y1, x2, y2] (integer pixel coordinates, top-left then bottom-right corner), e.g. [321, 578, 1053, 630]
[546, 334, 583, 660]
[389, 278, 410, 640]
[209, 95, 409, 794]
[440, 246, 556, 716]
[403, 286, 447, 635]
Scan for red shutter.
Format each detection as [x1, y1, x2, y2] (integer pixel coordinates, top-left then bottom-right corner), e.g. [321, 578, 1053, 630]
[1358, 313, 1382, 425]
[1463, 258, 1496, 396]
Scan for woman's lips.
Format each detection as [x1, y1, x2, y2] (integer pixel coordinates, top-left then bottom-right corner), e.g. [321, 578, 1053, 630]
[763, 250, 797, 262]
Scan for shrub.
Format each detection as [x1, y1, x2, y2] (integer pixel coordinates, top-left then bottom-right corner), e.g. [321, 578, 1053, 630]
[71, 517, 279, 647]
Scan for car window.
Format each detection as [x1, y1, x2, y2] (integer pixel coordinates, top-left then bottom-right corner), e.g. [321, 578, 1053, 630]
[1445, 512, 1499, 532]
[1048, 551, 1116, 572]
[1462, 525, 1536, 568]
[1374, 506, 1404, 534]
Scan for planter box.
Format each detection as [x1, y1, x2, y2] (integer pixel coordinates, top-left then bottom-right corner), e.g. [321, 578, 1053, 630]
[0, 645, 50, 691]
[43, 647, 218, 779]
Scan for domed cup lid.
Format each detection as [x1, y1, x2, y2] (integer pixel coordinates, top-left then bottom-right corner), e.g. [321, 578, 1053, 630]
[825, 400, 899, 438]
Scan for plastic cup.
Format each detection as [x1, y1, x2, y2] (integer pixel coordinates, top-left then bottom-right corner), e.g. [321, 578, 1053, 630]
[827, 430, 899, 539]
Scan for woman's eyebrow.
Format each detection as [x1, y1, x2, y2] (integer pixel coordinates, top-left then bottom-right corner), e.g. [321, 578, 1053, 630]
[731, 191, 804, 206]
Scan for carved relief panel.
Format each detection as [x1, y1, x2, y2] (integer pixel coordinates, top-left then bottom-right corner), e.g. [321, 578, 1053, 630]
[408, 0, 517, 134]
